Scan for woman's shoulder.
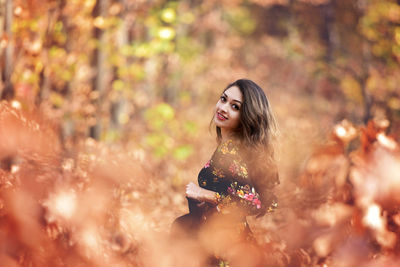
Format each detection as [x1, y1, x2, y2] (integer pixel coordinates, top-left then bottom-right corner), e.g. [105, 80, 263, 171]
[217, 139, 239, 155]
[214, 139, 249, 180]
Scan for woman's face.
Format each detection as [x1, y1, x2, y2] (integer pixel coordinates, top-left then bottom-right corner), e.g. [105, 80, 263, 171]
[214, 86, 243, 134]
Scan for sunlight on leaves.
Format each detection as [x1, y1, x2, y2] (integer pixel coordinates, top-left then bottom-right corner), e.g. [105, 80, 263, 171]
[224, 7, 256, 35]
[340, 75, 363, 104]
[112, 80, 125, 91]
[158, 27, 176, 40]
[93, 16, 106, 29]
[161, 8, 176, 23]
[173, 145, 193, 161]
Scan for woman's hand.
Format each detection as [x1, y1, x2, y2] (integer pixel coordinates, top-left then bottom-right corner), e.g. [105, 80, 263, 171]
[185, 182, 218, 204]
[185, 182, 203, 201]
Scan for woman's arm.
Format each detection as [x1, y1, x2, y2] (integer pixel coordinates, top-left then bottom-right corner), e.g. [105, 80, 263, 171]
[185, 182, 219, 205]
[221, 181, 263, 214]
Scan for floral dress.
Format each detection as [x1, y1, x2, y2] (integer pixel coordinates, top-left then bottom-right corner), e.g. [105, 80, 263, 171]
[199, 140, 261, 214]
[172, 139, 277, 266]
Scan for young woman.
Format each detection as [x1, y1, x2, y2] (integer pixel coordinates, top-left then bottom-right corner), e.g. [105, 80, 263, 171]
[172, 79, 279, 265]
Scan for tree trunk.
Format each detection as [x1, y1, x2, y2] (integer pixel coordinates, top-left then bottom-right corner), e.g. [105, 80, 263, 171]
[320, 0, 335, 63]
[37, 5, 57, 104]
[1, 0, 14, 100]
[58, 0, 74, 145]
[109, 0, 130, 134]
[89, 0, 109, 140]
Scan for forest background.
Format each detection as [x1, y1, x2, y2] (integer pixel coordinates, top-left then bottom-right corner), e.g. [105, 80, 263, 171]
[0, 0, 400, 266]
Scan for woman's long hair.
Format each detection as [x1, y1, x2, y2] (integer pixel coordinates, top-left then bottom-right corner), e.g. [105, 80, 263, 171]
[215, 79, 279, 216]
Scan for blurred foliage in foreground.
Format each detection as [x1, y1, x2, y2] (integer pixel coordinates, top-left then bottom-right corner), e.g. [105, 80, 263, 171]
[1, 91, 400, 266]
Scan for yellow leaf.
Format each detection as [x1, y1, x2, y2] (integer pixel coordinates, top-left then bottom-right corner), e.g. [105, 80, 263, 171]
[395, 27, 400, 45]
[158, 27, 175, 40]
[93, 16, 106, 29]
[340, 76, 363, 104]
[388, 97, 400, 110]
[161, 8, 176, 23]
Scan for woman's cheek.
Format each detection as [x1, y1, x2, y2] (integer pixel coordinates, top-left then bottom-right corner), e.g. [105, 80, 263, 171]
[232, 114, 240, 128]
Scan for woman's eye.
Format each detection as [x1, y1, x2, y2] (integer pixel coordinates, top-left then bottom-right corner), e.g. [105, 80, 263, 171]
[232, 104, 240, 110]
[220, 96, 226, 102]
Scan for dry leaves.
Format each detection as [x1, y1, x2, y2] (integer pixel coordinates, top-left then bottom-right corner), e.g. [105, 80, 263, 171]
[1, 102, 400, 266]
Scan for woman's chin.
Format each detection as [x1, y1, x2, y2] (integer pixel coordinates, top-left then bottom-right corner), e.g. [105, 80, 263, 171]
[215, 121, 225, 128]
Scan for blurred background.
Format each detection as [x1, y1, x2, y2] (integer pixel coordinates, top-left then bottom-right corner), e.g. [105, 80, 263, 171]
[1, 0, 400, 266]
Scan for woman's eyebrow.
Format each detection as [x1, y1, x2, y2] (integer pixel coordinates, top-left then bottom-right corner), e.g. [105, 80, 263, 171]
[223, 92, 242, 104]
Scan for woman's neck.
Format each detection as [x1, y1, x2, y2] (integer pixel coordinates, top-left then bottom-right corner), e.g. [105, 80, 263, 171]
[220, 128, 234, 143]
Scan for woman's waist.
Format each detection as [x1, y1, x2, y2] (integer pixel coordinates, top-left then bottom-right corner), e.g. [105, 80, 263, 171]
[187, 198, 246, 221]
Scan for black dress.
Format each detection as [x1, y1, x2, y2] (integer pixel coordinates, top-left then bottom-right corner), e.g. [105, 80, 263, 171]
[172, 139, 277, 263]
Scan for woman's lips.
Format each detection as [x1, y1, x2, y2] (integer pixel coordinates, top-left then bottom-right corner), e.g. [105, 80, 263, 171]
[216, 112, 227, 121]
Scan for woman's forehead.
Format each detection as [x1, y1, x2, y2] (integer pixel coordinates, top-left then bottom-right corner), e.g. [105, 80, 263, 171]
[224, 86, 243, 102]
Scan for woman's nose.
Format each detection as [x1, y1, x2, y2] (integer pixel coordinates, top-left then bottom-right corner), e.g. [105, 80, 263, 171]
[219, 102, 228, 112]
